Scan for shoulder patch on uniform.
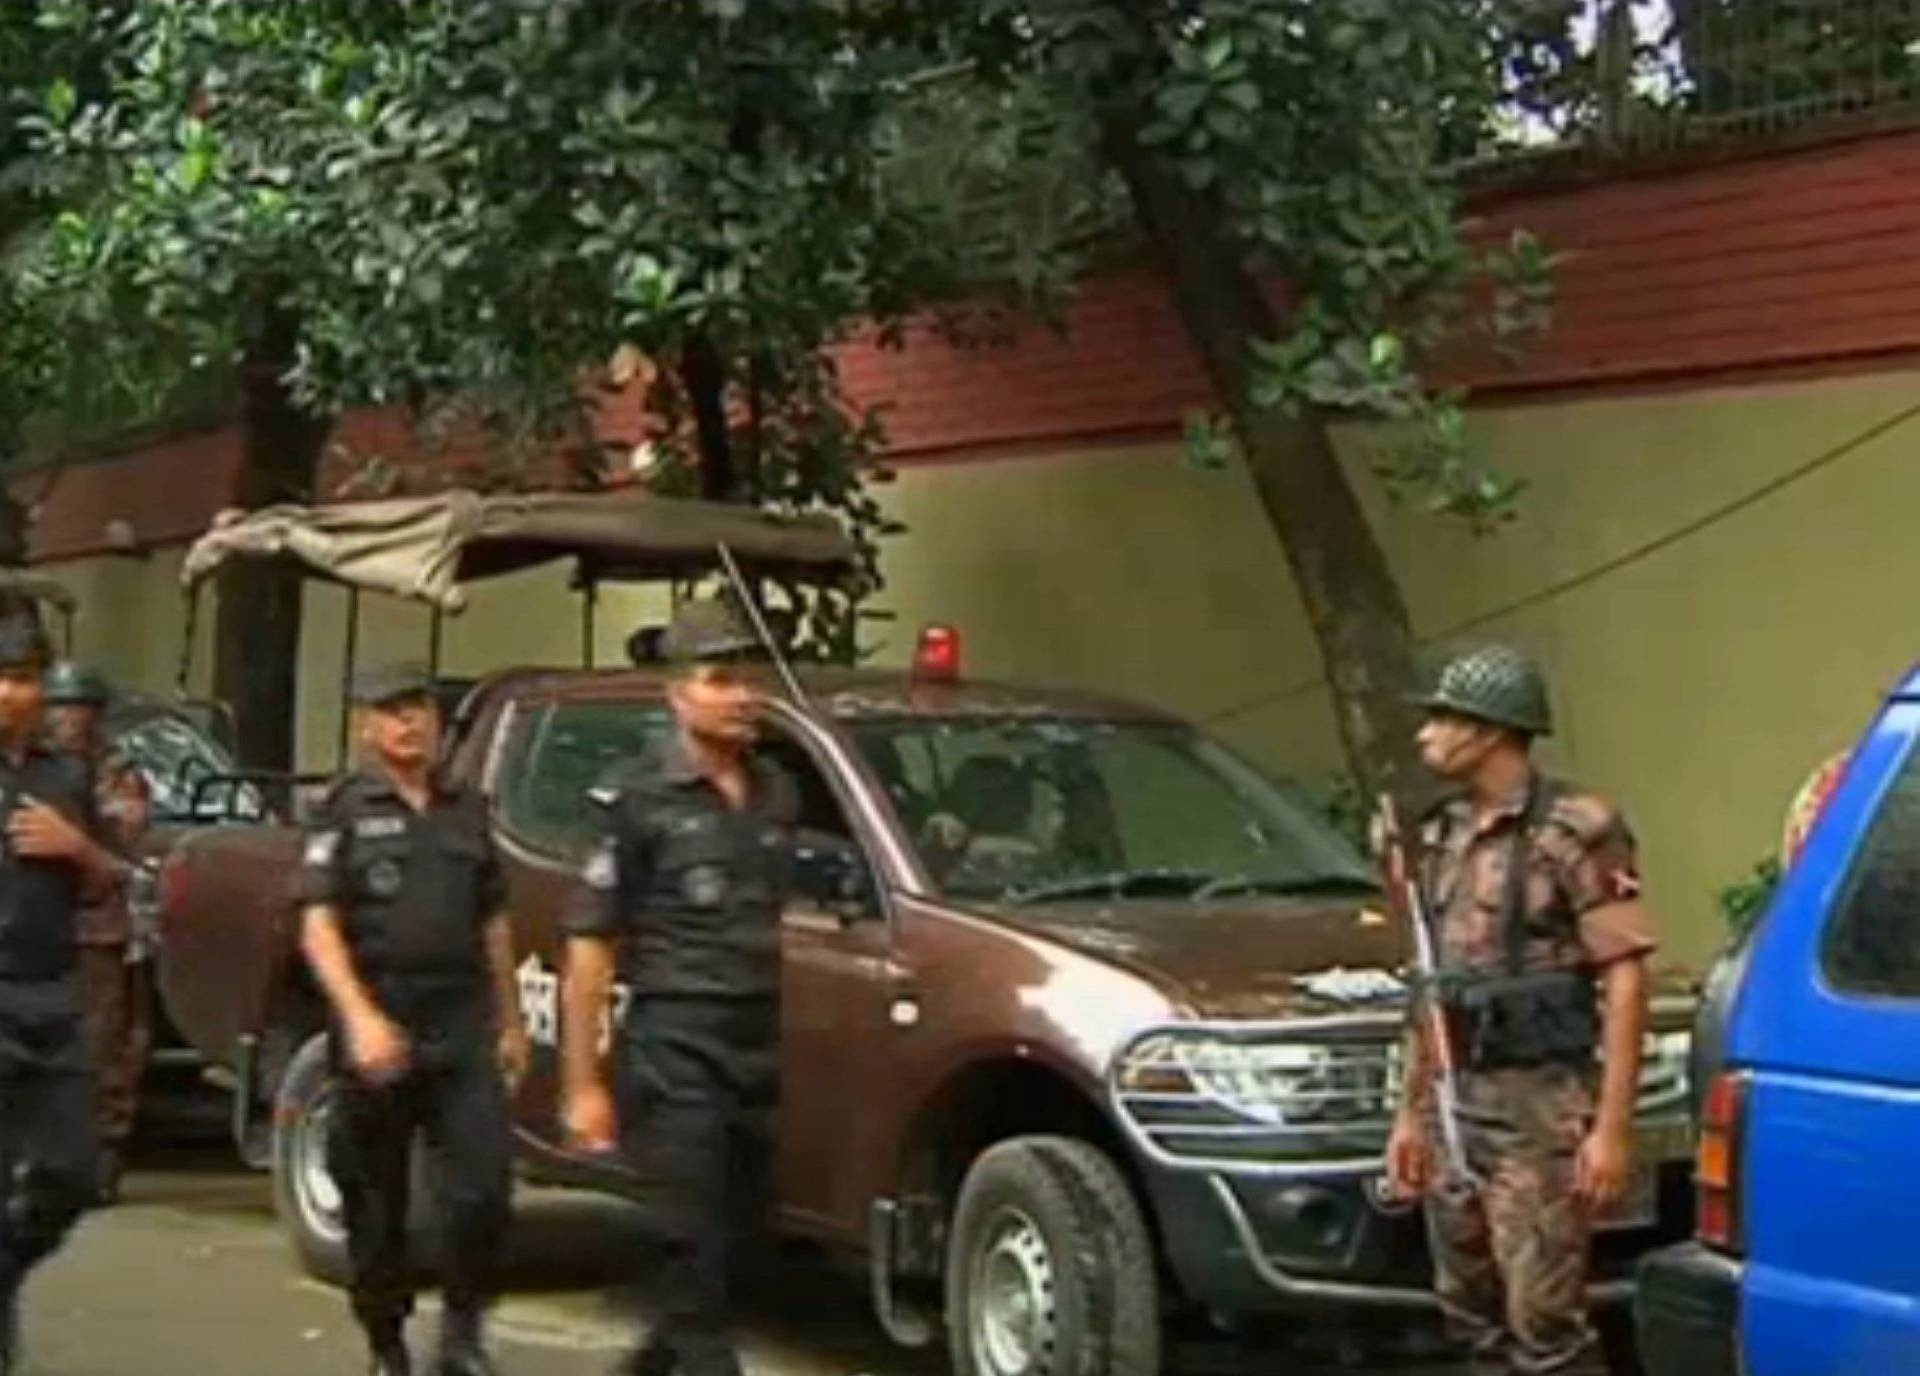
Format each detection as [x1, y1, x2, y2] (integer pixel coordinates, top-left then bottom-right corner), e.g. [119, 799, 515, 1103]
[304, 831, 342, 867]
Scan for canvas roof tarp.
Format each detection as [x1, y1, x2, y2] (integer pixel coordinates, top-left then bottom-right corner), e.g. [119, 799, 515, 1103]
[0, 571, 76, 613]
[179, 489, 860, 613]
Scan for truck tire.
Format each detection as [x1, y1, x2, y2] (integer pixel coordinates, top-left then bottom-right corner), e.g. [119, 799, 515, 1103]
[946, 1136, 1160, 1376]
[270, 1032, 442, 1288]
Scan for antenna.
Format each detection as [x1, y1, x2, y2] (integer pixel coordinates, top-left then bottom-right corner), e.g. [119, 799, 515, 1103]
[715, 542, 812, 711]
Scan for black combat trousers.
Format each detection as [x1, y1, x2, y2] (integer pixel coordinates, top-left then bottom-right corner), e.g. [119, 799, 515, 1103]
[0, 979, 98, 1296]
[327, 997, 512, 1337]
[616, 995, 779, 1364]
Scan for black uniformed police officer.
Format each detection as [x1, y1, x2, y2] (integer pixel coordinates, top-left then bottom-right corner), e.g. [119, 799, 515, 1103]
[296, 664, 530, 1376]
[561, 599, 797, 1376]
[0, 616, 121, 1375]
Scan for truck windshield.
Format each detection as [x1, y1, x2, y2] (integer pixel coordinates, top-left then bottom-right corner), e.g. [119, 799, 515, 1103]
[849, 718, 1374, 905]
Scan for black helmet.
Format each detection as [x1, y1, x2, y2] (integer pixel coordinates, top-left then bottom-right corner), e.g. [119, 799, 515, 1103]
[663, 598, 764, 664]
[1405, 642, 1553, 736]
[43, 661, 109, 708]
[0, 615, 49, 673]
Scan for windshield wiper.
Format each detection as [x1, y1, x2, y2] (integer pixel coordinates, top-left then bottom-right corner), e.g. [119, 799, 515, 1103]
[1006, 868, 1216, 906]
[1188, 873, 1378, 903]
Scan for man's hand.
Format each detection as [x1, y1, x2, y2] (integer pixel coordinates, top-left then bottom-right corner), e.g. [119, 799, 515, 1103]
[1385, 1110, 1432, 1201]
[346, 1010, 410, 1086]
[1574, 1121, 1634, 1211]
[497, 1024, 531, 1091]
[563, 1081, 618, 1154]
[9, 801, 89, 862]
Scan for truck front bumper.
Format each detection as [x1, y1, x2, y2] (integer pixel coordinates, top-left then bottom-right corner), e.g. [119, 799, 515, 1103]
[1142, 1160, 1678, 1321]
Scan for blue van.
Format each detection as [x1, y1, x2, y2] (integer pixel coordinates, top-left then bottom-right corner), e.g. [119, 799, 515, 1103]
[1635, 667, 1920, 1374]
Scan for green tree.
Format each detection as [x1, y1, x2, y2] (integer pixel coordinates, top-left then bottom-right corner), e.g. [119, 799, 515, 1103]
[920, 1, 1556, 800]
[12, 0, 1056, 767]
[1671, 0, 1920, 121]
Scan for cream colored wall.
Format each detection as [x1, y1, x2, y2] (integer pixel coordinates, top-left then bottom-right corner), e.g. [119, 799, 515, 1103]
[293, 569, 671, 770]
[871, 371, 1920, 969]
[39, 369, 1920, 967]
[43, 547, 215, 701]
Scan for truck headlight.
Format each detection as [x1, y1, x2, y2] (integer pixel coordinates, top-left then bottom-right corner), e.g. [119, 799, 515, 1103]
[1639, 1028, 1692, 1111]
[1115, 1034, 1394, 1126]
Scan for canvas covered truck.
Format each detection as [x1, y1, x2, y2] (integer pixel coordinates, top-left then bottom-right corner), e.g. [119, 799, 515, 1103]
[147, 490, 1698, 1375]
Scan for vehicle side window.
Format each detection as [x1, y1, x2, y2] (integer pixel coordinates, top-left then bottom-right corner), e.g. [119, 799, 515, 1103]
[1823, 742, 1920, 998]
[496, 701, 672, 858]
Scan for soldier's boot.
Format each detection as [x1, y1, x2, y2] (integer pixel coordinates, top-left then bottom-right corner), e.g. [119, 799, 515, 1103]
[612, 1335, 677, 1376]
[362, 1314, 412, 1376]
[673, 1334, 743, 1376]
[0, 1275, 18, 1376]
[368, 1336, 412, 1376]
[433, 1304, 500, 1376]
[93, 1144, 123, 1208]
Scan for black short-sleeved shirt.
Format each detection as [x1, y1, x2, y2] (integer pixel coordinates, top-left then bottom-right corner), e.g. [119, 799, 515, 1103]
[293, 769, 505, 999]
[564, 740, 797, 1000]
[0, 741, 98, 982]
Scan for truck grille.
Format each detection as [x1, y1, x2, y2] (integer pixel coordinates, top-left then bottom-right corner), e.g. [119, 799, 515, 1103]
[1109, 1019, 1693, 1176]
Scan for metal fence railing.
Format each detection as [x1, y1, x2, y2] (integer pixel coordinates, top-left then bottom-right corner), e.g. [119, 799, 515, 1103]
[1467, 0, 1920, 174]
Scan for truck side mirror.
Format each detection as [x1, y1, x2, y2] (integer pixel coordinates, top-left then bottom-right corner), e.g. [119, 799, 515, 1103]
[793, 832, 880, 921]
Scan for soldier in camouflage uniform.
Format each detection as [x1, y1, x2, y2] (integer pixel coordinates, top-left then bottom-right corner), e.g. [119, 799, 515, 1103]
[44, 664, 152, 1206]
[1383, 644, 1656, 1376]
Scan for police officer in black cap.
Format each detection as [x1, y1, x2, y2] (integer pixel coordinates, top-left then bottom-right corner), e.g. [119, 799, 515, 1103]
[561, 598, 797, 1376]
[295, 663, 530, 1376]
[0, 617, 122, 1374]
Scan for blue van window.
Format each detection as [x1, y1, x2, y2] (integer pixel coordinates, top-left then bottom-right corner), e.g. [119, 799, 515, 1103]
[1822, 741, 1920, 997]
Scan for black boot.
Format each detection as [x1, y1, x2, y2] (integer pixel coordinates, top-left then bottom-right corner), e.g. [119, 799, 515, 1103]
[364, 1318, 412, 1376]
[434, 1304, 500, 1376]
[0, 1277, 18, 1376]
[369, 1337, 412, 1376]
[94, 1144, 123, 1208]
[613, 1335, 676, 1376]
[674, 1334, 743, 1376]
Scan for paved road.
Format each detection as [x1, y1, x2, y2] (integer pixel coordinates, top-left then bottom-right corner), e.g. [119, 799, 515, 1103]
[15, 1141, 1468, 1376]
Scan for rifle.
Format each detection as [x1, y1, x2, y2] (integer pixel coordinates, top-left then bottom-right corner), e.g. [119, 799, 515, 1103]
[715, 541, 814, 712]
[1370, 791, 1481, 1210]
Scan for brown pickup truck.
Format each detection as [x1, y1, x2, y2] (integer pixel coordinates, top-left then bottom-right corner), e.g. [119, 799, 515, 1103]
[148, 490, 1696, 1374]
[151, 657, 1696, 1376]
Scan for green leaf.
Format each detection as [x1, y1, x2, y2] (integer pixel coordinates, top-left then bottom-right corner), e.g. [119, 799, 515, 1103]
[1221, 81, 1260, 114]
[176, 143, 214, 192]
[44, 79, 76, 124]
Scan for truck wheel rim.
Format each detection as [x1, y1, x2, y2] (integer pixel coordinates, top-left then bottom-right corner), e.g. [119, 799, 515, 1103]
[971, 1207, 1057, 1376]
[293, 1085, 346, 1243]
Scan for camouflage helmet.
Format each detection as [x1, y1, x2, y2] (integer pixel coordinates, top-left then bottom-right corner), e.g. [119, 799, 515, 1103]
[1405, 642, 1553, 736]
[42, 660, 109, 707]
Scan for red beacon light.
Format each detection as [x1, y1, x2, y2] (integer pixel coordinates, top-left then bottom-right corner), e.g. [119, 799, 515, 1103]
[913, 624, 962, 682]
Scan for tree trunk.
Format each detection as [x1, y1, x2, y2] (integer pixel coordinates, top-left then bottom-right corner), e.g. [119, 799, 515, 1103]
[213, 309, 331, 772]
[1104, 123, 1425, 804]
[681, 334, 735, 501]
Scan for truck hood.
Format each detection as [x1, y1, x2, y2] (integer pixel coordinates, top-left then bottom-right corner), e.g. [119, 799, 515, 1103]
[968, 898, 1701, 1021]
[969, 897, 1415, 1019]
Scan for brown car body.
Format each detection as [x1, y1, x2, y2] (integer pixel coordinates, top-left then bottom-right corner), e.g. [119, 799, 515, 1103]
[152, 663, 1700, 1363]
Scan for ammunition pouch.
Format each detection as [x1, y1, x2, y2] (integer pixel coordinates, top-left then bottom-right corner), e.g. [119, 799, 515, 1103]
[1442, 968, 1598, 1071]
